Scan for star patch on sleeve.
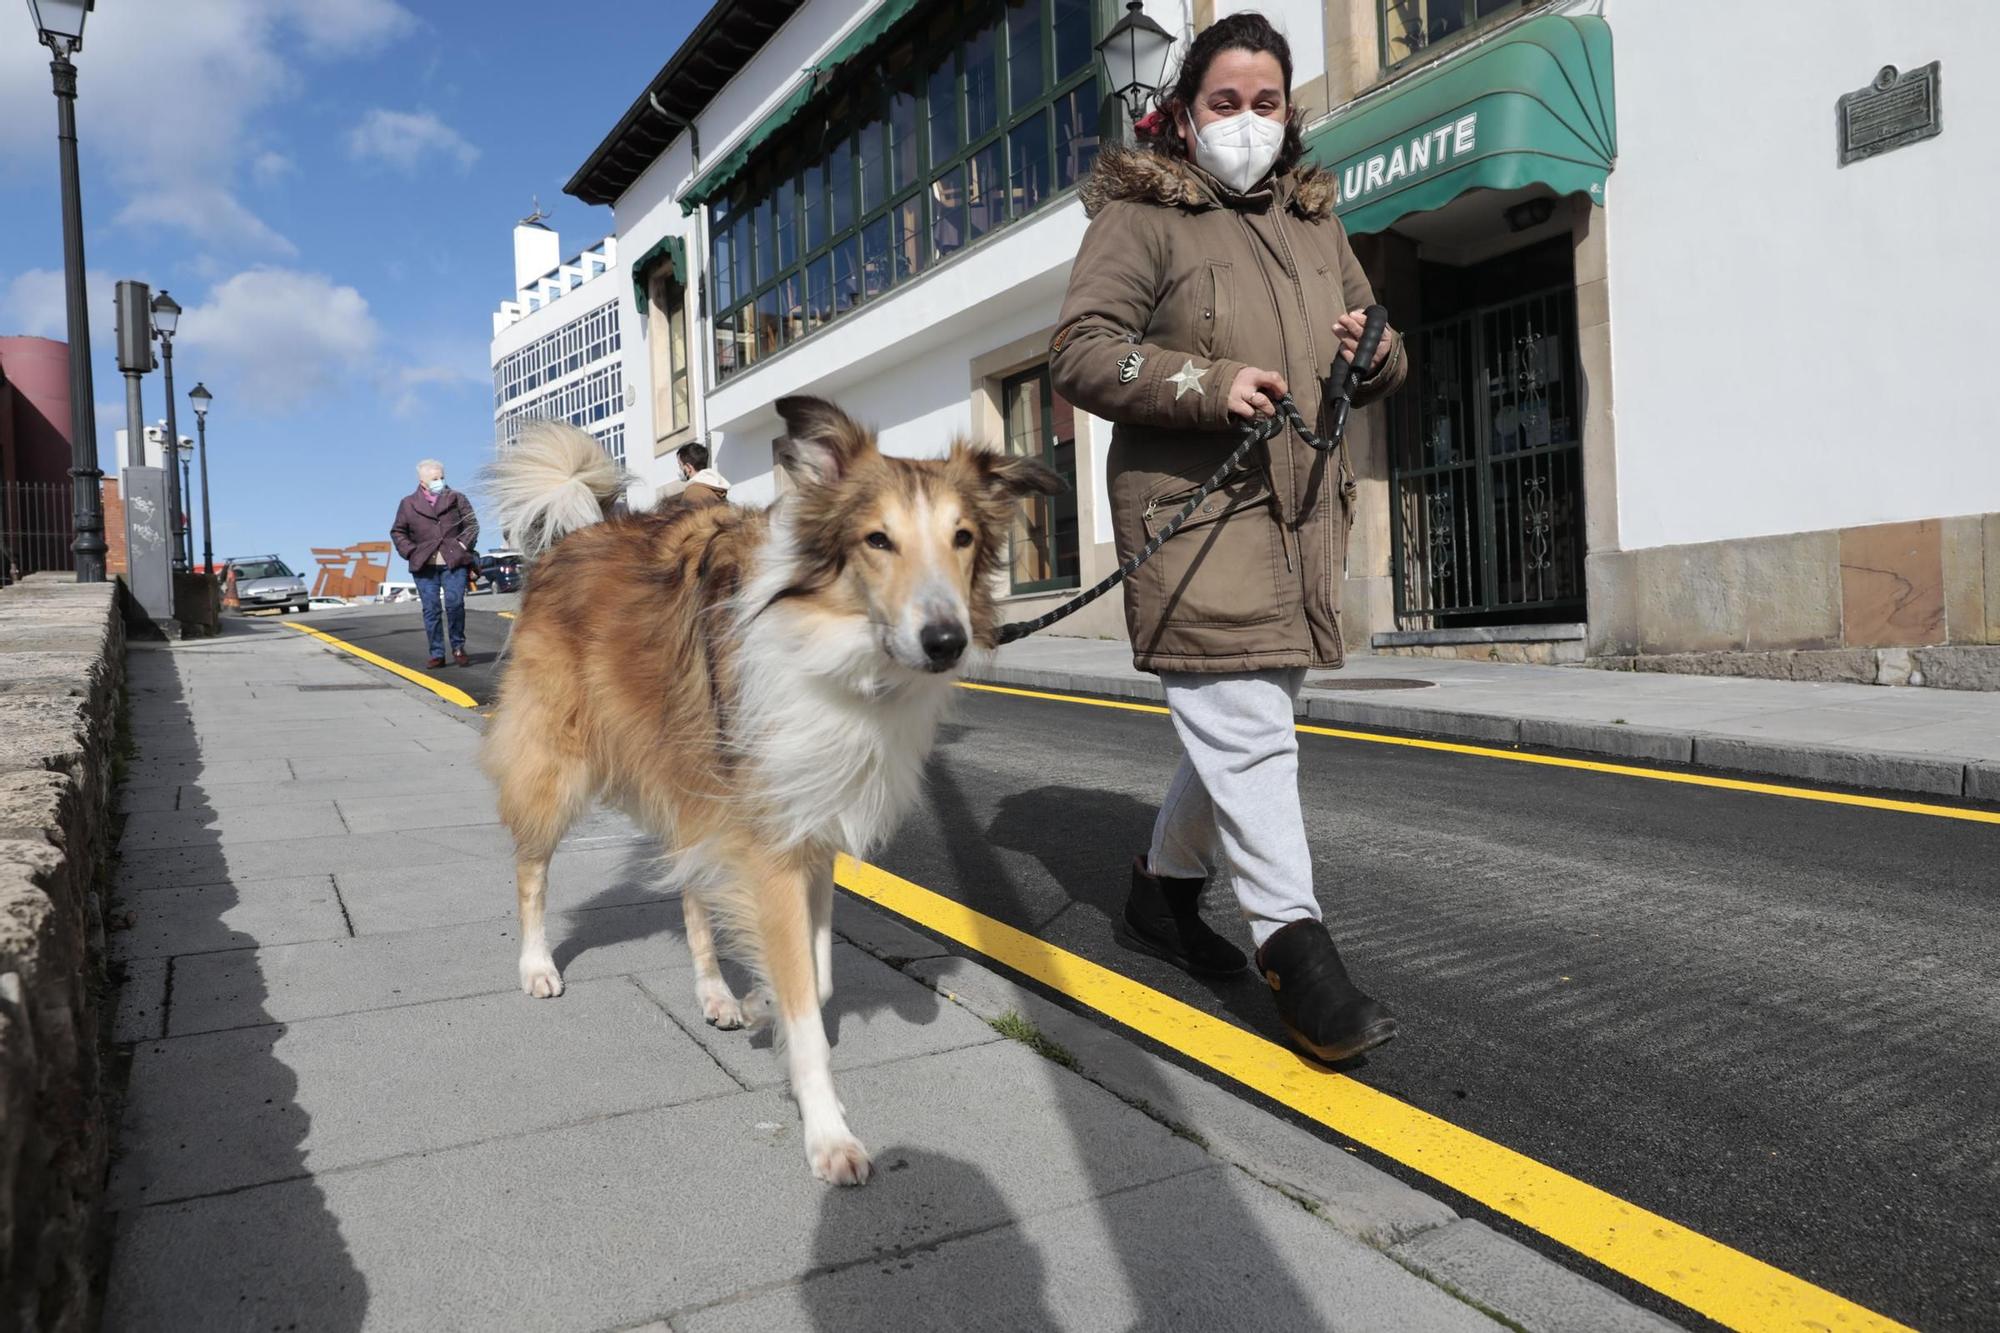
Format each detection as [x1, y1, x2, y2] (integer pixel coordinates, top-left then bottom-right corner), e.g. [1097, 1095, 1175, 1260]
[1168, 358, 1208, 399]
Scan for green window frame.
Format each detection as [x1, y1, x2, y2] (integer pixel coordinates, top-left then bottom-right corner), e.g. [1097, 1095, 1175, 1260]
[710, 0, 1107, 385]
[1380, 0, 1529, 72]
[1000, 364, 1080, 594]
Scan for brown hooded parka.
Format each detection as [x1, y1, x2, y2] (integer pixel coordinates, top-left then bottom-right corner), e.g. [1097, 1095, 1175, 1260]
[1050, 146, 1406, 673]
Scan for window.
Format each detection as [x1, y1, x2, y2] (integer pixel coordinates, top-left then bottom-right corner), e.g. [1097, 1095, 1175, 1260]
[1000, 365, 1079, 593]
[495, 363, 624, 451]
[492, 301, 621, 409]
[1381, 0, 1524, 71]
[709, 0, 1105, 384]
[647, 268, 691, 439]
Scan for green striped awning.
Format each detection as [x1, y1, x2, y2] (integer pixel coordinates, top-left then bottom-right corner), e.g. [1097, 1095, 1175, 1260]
[1305, 14, 1616, 237]
[678, 0, 921, 215]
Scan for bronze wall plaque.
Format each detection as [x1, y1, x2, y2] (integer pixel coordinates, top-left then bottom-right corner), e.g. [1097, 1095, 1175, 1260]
[1837, 62, 1942, 166]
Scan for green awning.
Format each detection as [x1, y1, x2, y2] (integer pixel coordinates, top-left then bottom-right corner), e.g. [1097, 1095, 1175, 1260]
[1304, 15, 1615, 237]
[630, 234, 686, 315]
[678, 0, 922, 215]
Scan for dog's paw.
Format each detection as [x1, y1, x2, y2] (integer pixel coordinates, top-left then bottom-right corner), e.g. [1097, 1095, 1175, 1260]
[807, 1133, 872, 1186]
[740, 986, 775, 1031]
[519, 953, 564, 999]
[697, 976, 746, 1030]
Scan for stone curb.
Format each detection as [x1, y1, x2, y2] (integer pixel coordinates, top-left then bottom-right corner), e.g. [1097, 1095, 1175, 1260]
[970, 664, 1991, 803]
[830, 898, 1683, 1333]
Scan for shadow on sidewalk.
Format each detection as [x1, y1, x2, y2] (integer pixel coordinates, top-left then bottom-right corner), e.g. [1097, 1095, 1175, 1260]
[986, 784, 1294, 1050]
[803, 1149, 1052, 1329]
[101, 646, 369, 1330]
[918, 760, 1320, 1318]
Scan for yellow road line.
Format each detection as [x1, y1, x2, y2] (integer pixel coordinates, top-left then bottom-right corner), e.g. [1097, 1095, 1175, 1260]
[958, 680, 2000, 826]
[281, 622, 477, 708]
[496, 610, 516, 619]
[836, 854, 1912, 1333]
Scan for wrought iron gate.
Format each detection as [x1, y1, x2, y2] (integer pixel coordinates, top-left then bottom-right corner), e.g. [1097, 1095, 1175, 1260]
[0, 480, 75, 587]
[1387, 285, 1586, 624]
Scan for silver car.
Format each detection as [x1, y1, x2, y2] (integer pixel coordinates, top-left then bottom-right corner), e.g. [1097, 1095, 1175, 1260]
[229, 555, 310, 614]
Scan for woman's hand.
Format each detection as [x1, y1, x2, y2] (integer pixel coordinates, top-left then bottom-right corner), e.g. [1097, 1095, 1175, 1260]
[1334, 309, 1394, 372]
[1226, 366, 1288, 420]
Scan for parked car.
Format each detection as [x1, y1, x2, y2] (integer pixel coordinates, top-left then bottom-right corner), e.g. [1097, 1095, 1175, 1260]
[307, 595, 350, 610]
[378, 581, 417, 604]
[477, 550, 524, 594]
[227, 555, 310, 614]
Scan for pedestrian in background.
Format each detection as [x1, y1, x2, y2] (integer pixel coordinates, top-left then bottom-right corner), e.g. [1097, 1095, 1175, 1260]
[657, 441, 730, 506]
[1050, 11, 1407, 1065]
[390, 458, 479, 668]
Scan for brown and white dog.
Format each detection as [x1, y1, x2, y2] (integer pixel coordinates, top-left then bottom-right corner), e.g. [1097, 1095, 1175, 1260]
[479, 397, 1062, 1184]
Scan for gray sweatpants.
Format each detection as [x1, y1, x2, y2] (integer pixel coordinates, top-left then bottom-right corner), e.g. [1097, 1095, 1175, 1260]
[1146, 669, 1319, 949]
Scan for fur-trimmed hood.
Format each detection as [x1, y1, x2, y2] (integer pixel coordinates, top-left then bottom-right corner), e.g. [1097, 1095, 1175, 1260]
[1078, 145, 1339, 222]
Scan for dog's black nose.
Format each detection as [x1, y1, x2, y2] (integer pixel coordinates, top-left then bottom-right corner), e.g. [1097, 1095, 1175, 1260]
[920, 620, 968, 668]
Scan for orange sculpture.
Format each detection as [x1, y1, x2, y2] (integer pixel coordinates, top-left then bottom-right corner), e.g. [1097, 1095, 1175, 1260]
[311, 542, 393, 599]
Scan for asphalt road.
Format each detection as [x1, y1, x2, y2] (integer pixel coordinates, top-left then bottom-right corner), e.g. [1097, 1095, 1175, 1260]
[263, 598, 515, 704]
[871, 687, 1997, 1333]
[304, 605, 1996, 1329]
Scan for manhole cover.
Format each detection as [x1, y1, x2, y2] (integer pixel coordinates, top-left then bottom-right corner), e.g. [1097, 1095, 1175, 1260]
[296, 683, 395, 692]
[1306, 677, 1437, 691]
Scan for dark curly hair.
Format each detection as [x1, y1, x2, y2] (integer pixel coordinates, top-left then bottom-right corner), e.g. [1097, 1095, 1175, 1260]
[1135, 11, 1306, 178]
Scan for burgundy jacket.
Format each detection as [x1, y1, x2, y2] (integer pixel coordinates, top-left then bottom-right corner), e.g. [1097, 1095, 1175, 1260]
[390, 486, 479, 573]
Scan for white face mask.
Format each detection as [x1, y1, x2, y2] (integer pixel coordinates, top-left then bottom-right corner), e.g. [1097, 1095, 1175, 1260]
[424, 478, 445, 494]
[1186, 108, 1287, 194]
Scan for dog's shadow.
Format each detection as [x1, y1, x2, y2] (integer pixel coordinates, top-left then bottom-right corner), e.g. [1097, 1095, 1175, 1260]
[549, 845, 940, 1047]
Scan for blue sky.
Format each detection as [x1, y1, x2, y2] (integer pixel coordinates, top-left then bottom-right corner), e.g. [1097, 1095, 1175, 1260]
[2, 0, 701, 581]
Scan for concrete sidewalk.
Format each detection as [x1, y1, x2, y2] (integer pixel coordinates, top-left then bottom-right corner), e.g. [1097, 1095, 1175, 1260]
[102, 621, 1678, 1332]
[978, 636, 2000, 800]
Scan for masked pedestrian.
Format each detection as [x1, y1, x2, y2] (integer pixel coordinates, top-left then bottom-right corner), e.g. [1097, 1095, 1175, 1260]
[390, 458, 479, 668]
[1050, 11, 1408, 1064]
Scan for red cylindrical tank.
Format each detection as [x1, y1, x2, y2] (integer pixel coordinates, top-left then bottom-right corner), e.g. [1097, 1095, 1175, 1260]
[0, 336, 77, 486]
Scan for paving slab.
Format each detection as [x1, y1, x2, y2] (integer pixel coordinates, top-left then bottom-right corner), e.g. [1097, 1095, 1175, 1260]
[111, 974, 740, 1209]
[116, 801, 349, 849]
[166, 898, 687, 1034]
[111, 956, 169, 1044]
[115, 828, 475, 893]
[683, 1165, 1501, 1333]
[333, 841, 660, 935]
[187, 770, 498, 813]
[103, 1043, 1208, 1333]
[1391, 1220, 1681, 1333]
[631, 942, 993, 1089]
[110, 873, 349, 960]
[121, 756, 295, 790]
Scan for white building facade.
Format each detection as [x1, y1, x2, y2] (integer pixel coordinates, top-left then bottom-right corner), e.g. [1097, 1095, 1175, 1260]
[562, 0, 1998, 685]
[489, 219, 632, 499]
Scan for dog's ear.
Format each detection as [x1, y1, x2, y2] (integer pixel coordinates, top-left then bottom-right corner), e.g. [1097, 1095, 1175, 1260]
[775, 396, 876, 486]
[966, 447, 1068, 498]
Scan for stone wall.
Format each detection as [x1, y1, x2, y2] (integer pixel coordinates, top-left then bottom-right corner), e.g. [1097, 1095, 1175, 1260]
[0, 576, 124, 1333]
[1588, 511, 2000, 688]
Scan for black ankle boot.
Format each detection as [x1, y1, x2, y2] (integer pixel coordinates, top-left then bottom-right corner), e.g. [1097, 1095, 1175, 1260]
[1257, 920, 1397, 1063]
[1114, 855, 1247, 978]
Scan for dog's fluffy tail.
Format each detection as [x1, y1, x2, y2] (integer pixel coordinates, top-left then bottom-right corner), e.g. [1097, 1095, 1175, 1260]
[482, 420, 626, 560]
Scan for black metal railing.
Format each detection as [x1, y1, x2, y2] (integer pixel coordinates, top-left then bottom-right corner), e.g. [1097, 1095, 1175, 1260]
[1387, 284, 1586, 625]
[0, 480, 77, 587]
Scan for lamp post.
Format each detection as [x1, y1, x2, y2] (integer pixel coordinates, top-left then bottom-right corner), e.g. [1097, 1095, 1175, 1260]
[29, 0, 106, 582]
[176, 436, 194, 569]
[188, 382, 213, 576]
[1095, 0, 1176, 127]
[151, 289, 187, 574]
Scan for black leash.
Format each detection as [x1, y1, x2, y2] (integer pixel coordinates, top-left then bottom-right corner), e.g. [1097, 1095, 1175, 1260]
[995, 305, 1389, 646]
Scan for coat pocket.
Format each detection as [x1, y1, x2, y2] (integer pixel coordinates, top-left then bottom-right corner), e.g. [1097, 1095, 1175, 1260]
[1196, 260, 1234, 359]
[1139, 467, 1284, 627]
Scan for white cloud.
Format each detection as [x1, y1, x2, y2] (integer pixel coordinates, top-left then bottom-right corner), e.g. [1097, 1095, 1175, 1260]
[251, 151, 297, 186]
[114, 186, 299, 258]
[0, 0, 413, 257]
[386, 363, 482, 418]
[1, 267, 116, 342]
[279, 0, 418, 57]
[175, 269, 380, 413]
[345, 108, 480, 175]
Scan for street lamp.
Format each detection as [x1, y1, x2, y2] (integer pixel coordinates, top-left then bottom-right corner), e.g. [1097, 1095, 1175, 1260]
[1096, 1, 1176, 125]
[176, 436, 194, 569]
[188, 382, 213, 576]
[28, 0, 107, 582]
[150, 288, 187, 574]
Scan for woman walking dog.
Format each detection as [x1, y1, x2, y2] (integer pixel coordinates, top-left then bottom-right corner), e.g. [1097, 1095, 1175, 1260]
[1050, 11, 1408, 1064]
